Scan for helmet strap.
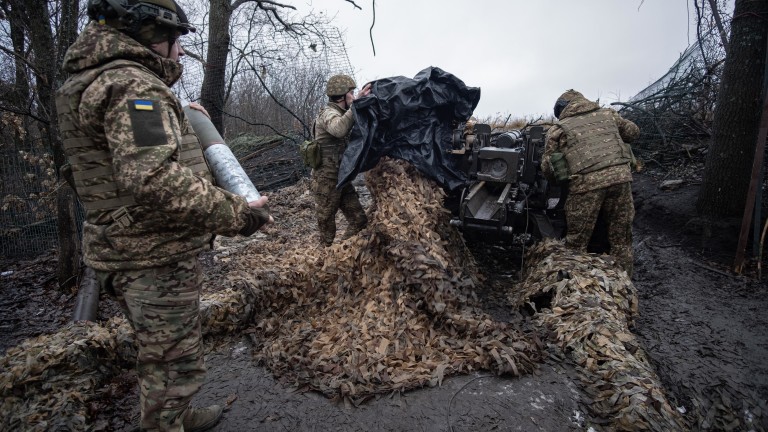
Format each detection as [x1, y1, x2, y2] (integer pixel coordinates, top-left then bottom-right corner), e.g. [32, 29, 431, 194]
[167, 33, 174, 58]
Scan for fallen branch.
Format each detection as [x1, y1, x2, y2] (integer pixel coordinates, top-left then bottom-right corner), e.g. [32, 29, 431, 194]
[687, 258, 734, 278]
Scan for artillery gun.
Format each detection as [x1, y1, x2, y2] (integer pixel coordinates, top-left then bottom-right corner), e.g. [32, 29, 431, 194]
[445, 122, 566, 244]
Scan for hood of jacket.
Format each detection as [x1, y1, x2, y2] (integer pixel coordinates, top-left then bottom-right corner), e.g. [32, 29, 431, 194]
[558, 91, 600, 120]
[62, 21, 182, 87]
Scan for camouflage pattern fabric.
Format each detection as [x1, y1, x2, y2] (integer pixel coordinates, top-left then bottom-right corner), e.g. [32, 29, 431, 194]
[312, 177, 367, 246]
[325, 74, 356, 97]
[96, 257, 204, 431]
[542, 93, 639, 194]
[559, 109, 631, 175]
[56, 20, 253, 431]
[311, 103, 367, 246]
[542, 91, 640, 275]
[565, 182, 635, 276]
[57, 21, 250, 271]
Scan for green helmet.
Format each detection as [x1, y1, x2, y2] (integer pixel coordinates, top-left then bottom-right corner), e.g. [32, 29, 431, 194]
[87, 0, 196, 41]
[326, 74, 356, 97]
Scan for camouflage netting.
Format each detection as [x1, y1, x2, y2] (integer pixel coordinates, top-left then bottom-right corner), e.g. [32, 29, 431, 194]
[1, 157, 694, 430]
[221, 157, 543, 403]
[511, 239, 687, 431]
[0, 317, 133, 431]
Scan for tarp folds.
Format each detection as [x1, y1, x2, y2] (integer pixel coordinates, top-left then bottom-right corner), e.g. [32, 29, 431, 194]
[338, 66, 481, 191]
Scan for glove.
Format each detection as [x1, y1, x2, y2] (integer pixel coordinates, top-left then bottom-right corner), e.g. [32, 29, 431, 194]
[239, 206, 271, 236]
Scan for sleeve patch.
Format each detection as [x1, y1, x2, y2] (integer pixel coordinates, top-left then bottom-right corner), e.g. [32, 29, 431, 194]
[128, 99, 168, 147]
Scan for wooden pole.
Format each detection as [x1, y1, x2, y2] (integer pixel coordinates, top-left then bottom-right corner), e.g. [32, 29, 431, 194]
[734, 92, 768, 273]
[734, 35, 768, 274]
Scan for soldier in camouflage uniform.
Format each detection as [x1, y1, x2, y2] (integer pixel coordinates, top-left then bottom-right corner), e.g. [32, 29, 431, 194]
[311, 74, 372, 247]
[56, 1, 272, 430]
[542, 90, 640, 276]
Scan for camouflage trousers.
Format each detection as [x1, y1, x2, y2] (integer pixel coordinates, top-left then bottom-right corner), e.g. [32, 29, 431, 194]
[96, 257, 205, 432]
[565, 182, 635, 276]
[312, 175, 367, 246]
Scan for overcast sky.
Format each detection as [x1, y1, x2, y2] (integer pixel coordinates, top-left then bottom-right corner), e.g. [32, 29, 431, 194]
[312, 0, 729, 119]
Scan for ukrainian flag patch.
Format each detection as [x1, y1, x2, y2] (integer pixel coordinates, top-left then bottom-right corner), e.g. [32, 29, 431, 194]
[132, 100, 155, 111]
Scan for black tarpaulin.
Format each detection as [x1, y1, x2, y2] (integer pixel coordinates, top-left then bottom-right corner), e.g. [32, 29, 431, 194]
[337, 67, 481, 191]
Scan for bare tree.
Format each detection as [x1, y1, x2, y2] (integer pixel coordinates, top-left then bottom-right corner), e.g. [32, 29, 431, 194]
[195, 0, 353, 134]
[0, 0, 82, 289]
[696, 0, 768, 218]
[55, 0, 83, 291]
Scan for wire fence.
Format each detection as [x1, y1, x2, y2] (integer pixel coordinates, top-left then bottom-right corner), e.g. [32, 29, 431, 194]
[0, 136, 68, 259]
[616, 23, 728, 164]
[0, 4, 354, 260]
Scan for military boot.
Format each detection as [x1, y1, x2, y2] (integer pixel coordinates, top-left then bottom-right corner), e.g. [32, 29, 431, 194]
[341, 227, 360, 240]
[319, 232, 334, 247]
[341, 222, 367, 240]
[183, 405, 223, 432]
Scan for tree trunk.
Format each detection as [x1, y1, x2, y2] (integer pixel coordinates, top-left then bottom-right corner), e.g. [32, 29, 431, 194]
[697, 0, 768, 218]
[24, 0, 81, 290]
[200, 0, 233, 134]
[56, 0, 83, 292]
[2, 0, 32, 154]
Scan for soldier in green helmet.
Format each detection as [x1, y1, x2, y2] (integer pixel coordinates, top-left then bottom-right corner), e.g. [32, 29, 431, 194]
[56, 0, 272, 430]
[542, 90, 640, 276]
[311, 74, 372, 247]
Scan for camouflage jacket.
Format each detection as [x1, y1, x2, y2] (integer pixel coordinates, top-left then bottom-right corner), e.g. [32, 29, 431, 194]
[57, 22, 250, 271]
[542, 96, 639, 194]
[312, 103, 354, 180]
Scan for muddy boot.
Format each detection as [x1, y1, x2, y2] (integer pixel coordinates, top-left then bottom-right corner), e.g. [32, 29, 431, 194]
[341, 227, 360, 240]
[183, 405, 223, 432]
[319, 229, 335, 247]
[341, 221, 367, 240]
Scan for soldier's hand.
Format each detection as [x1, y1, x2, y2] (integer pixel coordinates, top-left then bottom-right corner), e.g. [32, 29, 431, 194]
[356, 83, 372, 99]
[188, 102, 211, 119]
[239, 196, 274, 236]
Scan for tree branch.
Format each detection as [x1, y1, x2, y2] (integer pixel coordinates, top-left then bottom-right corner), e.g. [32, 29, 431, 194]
[369, 0, 376, 56]
[0, 44, 46, 80]
[610, 101, 668, 147]
[244, 54, 311, 136]
[221, 109, 296, 143]
[693, 0, 711, 70]
[706, 0, 729, 55]
[231, 0, 297, 12]
[343, 0, 362, 10]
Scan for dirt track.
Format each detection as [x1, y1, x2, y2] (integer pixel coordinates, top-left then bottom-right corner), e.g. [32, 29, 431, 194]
[1, 172, 766, 431]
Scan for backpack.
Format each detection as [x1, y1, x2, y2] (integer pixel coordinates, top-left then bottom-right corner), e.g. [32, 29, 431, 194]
[300, 118, 322, 169]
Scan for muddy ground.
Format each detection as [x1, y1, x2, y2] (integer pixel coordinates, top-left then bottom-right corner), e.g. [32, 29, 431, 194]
[1, 171, 767, 431]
